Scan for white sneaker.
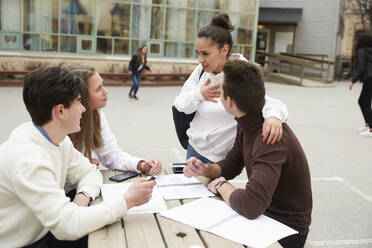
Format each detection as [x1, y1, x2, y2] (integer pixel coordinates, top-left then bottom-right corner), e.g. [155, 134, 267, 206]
[357, 126, 369, 133]
[359, 129, 372, 137]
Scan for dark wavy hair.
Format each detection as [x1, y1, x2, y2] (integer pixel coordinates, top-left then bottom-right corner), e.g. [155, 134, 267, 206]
[23, 66, 83, 126]
[197, 13, 235, 57]
[355, 33, 372, 51]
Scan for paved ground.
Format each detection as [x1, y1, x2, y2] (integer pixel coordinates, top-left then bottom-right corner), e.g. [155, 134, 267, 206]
[0, 81, 371, 247]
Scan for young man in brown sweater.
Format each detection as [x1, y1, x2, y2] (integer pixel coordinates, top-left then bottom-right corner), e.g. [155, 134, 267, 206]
[183, 60, 312, 248]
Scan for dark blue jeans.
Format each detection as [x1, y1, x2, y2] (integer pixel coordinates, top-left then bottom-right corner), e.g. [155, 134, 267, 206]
[186, 144, 214, 164]
[129, 73, 141, 96]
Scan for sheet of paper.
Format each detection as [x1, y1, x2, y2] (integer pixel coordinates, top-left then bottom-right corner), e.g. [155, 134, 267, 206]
[155, 174, 214, 200]
[156, 174, 204, 186]
[160, 198, 298, 248]
[101, 183, 167, 214]
[210, 213, 298, 248]
[160, 197, 237, 230]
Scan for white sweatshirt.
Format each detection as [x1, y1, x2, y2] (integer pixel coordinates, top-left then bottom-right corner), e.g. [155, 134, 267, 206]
[174, 54, 288, 162]
[94, 111, 143, 172]
[0, 123, 128, 247]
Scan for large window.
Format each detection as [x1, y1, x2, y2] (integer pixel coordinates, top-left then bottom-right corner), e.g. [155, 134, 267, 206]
[0, 0, 258, 59]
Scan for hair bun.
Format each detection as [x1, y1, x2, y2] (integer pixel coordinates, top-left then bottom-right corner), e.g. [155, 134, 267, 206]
[211, 13, 234, 32]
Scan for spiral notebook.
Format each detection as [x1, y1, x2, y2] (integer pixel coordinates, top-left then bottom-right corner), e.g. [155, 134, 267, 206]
[155, 174, 214, 200]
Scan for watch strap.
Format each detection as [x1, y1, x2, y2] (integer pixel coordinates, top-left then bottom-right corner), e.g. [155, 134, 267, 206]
[214, 180, 228, 191]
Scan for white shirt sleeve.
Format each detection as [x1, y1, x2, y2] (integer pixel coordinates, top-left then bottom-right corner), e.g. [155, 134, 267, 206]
[93, 111, 143, 172]
[262, 95, 288, 122]
[173, 64, 205, 114]
[14, 147, 127, 240]
[66, 144, 102, 201]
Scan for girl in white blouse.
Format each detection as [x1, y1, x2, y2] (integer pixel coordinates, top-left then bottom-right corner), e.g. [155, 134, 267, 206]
[68, 65, 162, 175]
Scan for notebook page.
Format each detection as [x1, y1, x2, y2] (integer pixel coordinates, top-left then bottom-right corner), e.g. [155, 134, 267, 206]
[160, 197, 236, 231]
[156, 174, 202, 187]
[156, 174, 214, 200]
[210, 213, 298, 248]
[101, 183, 167, 214]
[160, 198, 297, 248]
[158, 184, 214, 200]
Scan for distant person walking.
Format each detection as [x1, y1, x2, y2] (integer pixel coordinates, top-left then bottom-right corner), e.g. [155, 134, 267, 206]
[349, 34, 372, 137]
[128, 45, 151, 100]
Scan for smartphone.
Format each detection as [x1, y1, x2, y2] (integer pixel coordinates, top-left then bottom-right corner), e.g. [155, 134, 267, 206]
[172, 166, 184, 174]
[109, 171, 139, 182]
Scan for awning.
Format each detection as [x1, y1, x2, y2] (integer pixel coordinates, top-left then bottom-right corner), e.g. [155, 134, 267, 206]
[259, 7, 302, 25]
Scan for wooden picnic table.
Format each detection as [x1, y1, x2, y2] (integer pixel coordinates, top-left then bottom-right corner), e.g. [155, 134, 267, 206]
[88, 167, 283, 248]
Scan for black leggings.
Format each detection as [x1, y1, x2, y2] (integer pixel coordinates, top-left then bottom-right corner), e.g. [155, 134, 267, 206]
[24, 231, 87, 248]
[358, 79, 372, 127]
[278, 233, 308, 248]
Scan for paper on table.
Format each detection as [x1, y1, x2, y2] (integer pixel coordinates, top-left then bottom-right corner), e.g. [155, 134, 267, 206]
[160, 198, 298, 248]
[155, 174, 214, 200]
[101, 183, 167, 214]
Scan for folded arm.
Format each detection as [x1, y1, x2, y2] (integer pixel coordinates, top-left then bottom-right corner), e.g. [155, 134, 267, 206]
[173, 64, 205, 114]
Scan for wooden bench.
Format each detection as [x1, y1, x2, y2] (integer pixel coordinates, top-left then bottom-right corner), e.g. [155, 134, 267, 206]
[88, 168, 284, 248]
[99, 73, 190, 84]
[0, 71, 190, 86]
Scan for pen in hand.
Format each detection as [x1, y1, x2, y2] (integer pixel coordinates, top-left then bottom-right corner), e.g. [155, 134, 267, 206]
[148, 175, 157, 181]
[172, 162, 197, 167]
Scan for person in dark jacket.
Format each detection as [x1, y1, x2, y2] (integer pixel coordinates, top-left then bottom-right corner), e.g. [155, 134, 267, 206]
[128, 45, 151, 100]
[349, 34, 372, 137]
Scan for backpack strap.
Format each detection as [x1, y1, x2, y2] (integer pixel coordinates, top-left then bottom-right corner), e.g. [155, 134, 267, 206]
[199, 69, 205, 80]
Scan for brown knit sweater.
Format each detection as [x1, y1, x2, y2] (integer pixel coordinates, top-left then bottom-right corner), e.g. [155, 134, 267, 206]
[218, 111, 312, 234]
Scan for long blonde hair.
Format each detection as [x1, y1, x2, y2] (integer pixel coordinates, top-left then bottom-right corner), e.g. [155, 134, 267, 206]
[136, 45, 147, 66]
[66, 65, 103, 160]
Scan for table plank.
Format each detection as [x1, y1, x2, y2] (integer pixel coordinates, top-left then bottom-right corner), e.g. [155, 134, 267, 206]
[124, 214, 165, 248]
[182, 198, 245, 248]
[88, 221, 126, 248]
[156, 200, 205, 248]
[107, 172, 166, 248]
[88, 170, 126, 248]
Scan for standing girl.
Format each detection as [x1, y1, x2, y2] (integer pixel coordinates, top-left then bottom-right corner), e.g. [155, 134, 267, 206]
[174, 13, 288, 163]
[128, 45, 151, 100]
[349, 34, 372, 137]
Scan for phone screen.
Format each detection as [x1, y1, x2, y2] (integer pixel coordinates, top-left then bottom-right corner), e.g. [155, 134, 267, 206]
[109, 171, 139, 182]
[172, 166, 184, 174]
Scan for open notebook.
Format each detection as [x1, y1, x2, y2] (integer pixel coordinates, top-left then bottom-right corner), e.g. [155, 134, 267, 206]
[155, 174, 214, 200]
[101, 183, 167, 214]
[160, 198, 298, 248]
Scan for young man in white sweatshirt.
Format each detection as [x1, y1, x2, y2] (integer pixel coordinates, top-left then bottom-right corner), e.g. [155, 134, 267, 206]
[0, 67, 156, 248]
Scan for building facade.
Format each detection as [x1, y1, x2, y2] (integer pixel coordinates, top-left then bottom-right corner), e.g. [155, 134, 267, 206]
[0, 0, 259, 73]
[257, 0, 347, 76]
